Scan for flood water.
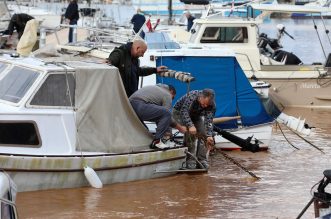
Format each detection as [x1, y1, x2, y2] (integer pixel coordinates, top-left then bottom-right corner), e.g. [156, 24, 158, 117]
[16, 18, 331, 219]
[16, 110, 331, 219]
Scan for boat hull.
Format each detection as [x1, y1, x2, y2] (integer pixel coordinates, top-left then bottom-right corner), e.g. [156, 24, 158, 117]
[261, 78, 331, 108]
[215, 124, 273, 151]
[0, 148, 186, 192]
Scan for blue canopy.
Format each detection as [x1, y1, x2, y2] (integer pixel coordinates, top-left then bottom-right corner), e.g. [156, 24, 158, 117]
[156, 56, 273, 129]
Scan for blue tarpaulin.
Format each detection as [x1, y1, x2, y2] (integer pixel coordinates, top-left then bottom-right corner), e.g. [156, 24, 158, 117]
[156, 56, 273, 129]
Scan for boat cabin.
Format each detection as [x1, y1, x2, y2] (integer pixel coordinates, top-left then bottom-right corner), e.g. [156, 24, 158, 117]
[0, 55, 152, 155]
[187, 16, 262, 72]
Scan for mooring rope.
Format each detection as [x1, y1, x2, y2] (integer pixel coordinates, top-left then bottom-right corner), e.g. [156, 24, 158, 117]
[282, 123, 325, 154]
[276, 122, 300, 150]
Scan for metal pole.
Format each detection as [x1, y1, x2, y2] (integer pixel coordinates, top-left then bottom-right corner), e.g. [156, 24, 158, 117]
[168, 0, 172, 25]
[39, 27, 46, 48]
[296, 197, 314, 219]
[72, 25, 77, 43]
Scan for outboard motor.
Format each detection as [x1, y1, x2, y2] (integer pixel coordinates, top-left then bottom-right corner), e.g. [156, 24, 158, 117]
[258, 24, 303, 65]
[271, 50, 303, 65]
[258, 33, 282, 55]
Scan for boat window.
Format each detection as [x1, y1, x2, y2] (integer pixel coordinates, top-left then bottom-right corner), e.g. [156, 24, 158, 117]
[200, 27, 248, 43]
[0, 66, 39, 103]
[0, 122, 41, 147]
[30, 73, 75, 107]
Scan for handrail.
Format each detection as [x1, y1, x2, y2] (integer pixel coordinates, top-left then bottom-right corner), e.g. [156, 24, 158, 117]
[0, 197, 18, 219]
[235, 52, 257, 76]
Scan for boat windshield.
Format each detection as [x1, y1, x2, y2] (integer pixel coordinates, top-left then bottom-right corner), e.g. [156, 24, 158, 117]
[0, 66, 39, 103]
[189, 23, 201, 43]
[145, 32, 181, 49]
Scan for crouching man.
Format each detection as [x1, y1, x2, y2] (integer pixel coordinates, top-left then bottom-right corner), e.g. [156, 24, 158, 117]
[172, 89, 216, 169]
[129, 84, 187, 150]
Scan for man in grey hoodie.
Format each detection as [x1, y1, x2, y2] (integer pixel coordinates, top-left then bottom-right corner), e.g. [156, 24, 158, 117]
[129, 84, 187, 150]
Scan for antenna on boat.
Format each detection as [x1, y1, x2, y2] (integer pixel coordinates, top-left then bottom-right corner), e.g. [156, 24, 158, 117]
[311, 15, 327, 59]
[320, 15, 331, 46]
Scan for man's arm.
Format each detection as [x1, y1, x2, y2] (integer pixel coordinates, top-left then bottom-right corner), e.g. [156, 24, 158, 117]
[138, 66, 168, 77]
[107, 49, 122, 67]
[179, 95, 194, 129]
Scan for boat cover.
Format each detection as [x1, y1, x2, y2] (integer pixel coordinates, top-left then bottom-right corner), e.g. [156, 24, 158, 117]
[71, 62, 153, 153]
[156, 56, 274, 129]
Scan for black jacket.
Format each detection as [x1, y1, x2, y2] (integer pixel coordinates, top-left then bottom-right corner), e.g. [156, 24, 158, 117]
[130, 13, 146, 33]
[5, 13, 34, 39]
[108, 42, 157, 97]
[65, 1, 79, 21]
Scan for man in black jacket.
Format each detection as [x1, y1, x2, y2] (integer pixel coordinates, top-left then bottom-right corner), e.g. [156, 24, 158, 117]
[64, 0, 79, 43]
[130, 8, 146, 39]
[2, 13, 34, 39]
[108, 40, 167, 97]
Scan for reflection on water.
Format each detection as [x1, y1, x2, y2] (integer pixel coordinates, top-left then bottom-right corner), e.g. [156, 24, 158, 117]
[16, 108, 331, 219]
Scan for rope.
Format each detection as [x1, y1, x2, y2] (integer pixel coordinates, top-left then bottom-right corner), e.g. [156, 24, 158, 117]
[311, 15, 327, 59]
[276, 122, 300, 150]
[282, 123, 325, 154]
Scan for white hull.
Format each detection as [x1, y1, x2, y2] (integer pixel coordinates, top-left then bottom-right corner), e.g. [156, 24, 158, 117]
[0, 148, 186, 192]
[214, 123, 273, 150]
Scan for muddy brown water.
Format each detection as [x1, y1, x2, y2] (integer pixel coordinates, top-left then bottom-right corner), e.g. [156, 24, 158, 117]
[16, 108, 331, 219]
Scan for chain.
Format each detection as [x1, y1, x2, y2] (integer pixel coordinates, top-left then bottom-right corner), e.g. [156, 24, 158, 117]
[218, 150, 261, 180]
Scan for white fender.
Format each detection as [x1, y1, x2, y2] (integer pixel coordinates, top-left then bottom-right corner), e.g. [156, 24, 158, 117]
[84, 166, 103, 189]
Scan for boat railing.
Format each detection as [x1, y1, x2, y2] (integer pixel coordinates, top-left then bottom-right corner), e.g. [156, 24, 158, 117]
[41, 24, 135, 49]
[235, 52, 257, 74]
[0, 197, 18, 219]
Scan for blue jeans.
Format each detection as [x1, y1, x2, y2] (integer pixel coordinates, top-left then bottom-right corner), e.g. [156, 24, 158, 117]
[68, 19, 77, 43]
[130, 99, 171, 139]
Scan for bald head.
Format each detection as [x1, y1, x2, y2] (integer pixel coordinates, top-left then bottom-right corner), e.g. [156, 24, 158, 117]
[131, 40, 147, 58]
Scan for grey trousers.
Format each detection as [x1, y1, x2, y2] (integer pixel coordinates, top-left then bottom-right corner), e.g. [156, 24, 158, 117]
[172, 109, 208, 168]
[130, 99, 171, 140]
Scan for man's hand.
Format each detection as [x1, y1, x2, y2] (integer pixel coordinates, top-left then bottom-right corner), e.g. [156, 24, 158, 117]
[188, 126, 197, 135]
[206, 136, 214, 150]
[65, 19, 70, 24]
[156, 65, 168, 73]
[177, 124, 187, 134]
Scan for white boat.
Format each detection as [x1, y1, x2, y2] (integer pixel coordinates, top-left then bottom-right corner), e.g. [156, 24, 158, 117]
[54, 26, 310, 152]
[168, 3, 331, 108]
[0, 54, 187, 192]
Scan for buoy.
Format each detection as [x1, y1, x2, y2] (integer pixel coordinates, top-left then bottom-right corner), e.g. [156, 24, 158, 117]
[84, 166, 103, 189]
